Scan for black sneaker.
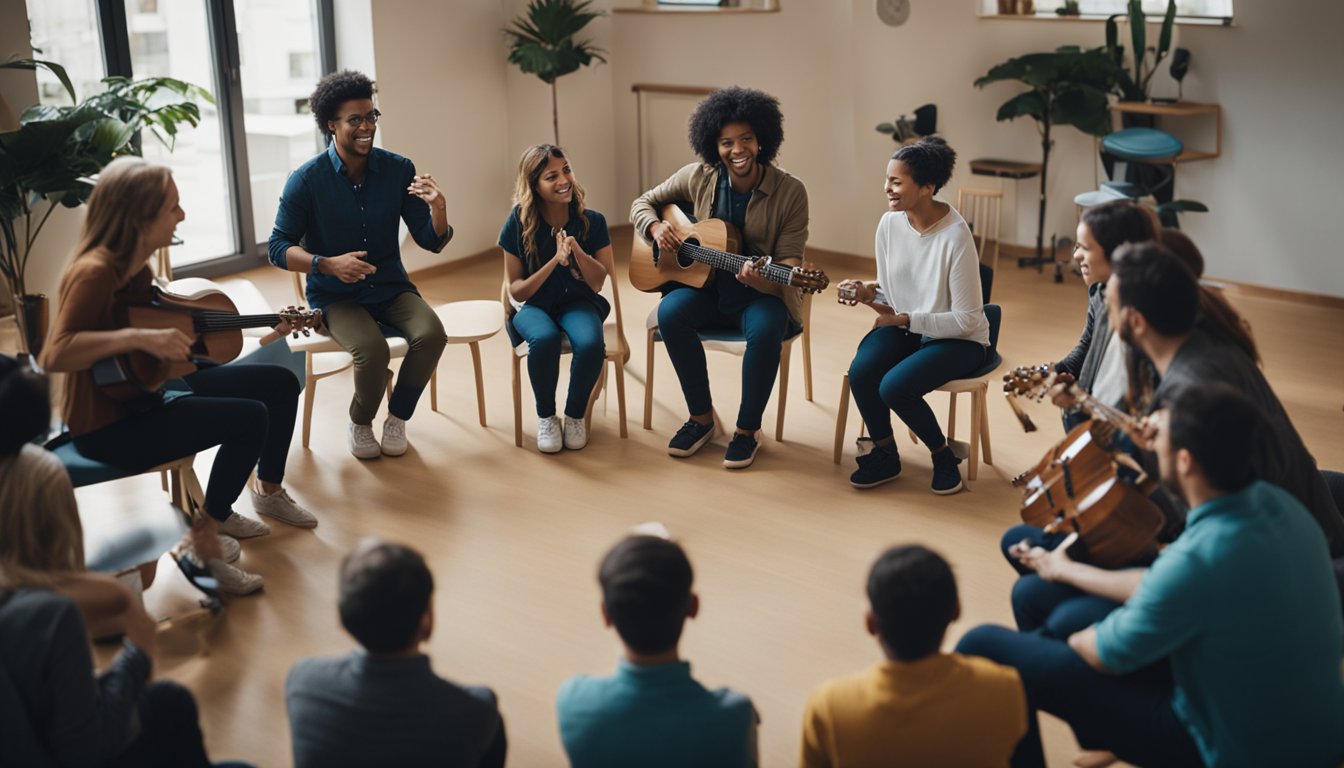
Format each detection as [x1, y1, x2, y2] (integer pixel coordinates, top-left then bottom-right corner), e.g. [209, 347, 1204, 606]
[668, 419, 715, 458]
[850, 444, 902, 489]
[931, 447, 965, 495]
[723, 431, 760, 469]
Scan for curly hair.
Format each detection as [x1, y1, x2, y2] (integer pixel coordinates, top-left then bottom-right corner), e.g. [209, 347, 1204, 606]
[512, 144, 590, 271]
[687, 86, 785, 167]
[891, 136, 956, 194]
[310, 69, 375, 139]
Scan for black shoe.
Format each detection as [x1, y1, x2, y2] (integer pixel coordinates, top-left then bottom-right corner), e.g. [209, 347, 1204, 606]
[931, 447, 965, 495]
[850, 444, 902, 488]
[723, 432, 760, 469]
[668, 419, 715, 457]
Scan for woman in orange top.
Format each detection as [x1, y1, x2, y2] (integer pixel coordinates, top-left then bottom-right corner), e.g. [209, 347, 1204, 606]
[42, 157, 313, 596]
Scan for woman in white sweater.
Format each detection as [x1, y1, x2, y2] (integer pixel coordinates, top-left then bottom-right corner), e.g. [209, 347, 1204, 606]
[838, 138, 988, 494]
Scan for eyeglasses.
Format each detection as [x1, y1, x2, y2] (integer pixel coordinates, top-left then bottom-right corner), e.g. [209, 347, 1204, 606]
[342, 110, 382, 129]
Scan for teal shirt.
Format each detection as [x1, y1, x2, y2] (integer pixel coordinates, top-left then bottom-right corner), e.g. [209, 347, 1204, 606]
[1096, 481, 1344, 768]
[556, 659, 757, 768]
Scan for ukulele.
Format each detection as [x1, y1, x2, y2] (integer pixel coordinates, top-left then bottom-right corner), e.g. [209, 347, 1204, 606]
[93, 279, 322, 403]
[1002, 363, 1163, 568]
[1002, 363, 1150, 447]
[629, 203, 829, 294]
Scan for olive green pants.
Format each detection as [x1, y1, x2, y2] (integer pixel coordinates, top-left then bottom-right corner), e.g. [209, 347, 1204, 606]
[324, 292, 446, 425]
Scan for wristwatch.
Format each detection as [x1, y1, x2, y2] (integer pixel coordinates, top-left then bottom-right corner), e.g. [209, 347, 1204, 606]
[311, 254, 325, 275]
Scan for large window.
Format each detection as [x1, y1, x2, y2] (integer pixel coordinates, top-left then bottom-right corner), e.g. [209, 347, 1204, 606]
[23, 0, 334, 275]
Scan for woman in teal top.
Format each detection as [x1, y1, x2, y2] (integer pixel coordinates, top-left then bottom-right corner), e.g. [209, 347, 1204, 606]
[499, 145, 611, 454]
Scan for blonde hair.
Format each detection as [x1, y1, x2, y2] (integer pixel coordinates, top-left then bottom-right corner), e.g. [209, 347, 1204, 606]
[74, 156, 174, 280]
[0, 447, 85, 588]
[512, 144, 589, 270]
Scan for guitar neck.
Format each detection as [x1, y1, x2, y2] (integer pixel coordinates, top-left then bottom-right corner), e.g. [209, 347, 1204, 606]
[192, 311, 284, 333]
[678, 243, 795, 287]
[1072, 387, 1144, 439]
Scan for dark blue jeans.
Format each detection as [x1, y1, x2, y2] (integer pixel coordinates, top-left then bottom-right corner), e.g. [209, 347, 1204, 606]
[956, 626, 1200, 768]
[1000, 524, 1122, 639]
[74, 364, 299, 522]
[107, 680, 253, 768]
[657, 286, 791, 432]
[848, 326, 986, 449]
[511, 301, 605, 419]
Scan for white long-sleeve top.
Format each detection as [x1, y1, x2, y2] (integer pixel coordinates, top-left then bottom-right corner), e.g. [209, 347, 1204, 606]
[875, 207, 989, 345]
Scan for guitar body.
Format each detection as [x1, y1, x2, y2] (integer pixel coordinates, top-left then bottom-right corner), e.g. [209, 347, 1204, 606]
[96, 283, 248, 400]
[629, 204, 742, 292]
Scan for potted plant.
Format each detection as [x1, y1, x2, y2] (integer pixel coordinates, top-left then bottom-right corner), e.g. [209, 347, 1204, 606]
[504, 0, 606, 146]
[975, 46, 1117, 268]
[0, 58, 210, 357]
[1105, 0, 1177, 103]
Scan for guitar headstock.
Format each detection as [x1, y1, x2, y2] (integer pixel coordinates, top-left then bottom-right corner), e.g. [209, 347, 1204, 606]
[1003, 363, 1055, 401]
[278, 306, 325, 336]
[789, 264, 830, 294]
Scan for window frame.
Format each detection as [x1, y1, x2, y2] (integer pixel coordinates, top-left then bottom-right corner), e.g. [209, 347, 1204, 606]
[90, 0, 336, 278]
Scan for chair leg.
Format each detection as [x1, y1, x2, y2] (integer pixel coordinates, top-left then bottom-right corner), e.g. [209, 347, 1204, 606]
[775, 342, 792, 442]
[385, 368, 394, 401]
[302, 374, 317, 449]
[614, 357, 629, 438]
[967, 387, 983, 482]
[585, 364, 607, 431]
[512, 355, 523, 448]
[470, 341, 487, 427]
[947, 391, 958, 441]
[643, 329, 656, 430]
[834, 372, 850, 464]
[160, 470, 169, 492]
[430, 368, 438, 412]
[979, 383, 994, 467]
[802, 326, 813, 402]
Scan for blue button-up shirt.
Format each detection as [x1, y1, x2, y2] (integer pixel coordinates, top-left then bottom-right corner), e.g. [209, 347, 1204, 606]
[268, 143, 450, 310]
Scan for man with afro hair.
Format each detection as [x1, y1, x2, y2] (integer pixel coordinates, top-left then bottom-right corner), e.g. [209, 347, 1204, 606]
[631, 86, 809, 470]
[269, 69, 452, 460]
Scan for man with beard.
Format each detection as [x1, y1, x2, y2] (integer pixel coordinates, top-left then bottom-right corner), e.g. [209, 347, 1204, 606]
[955, 385, 1344, 768]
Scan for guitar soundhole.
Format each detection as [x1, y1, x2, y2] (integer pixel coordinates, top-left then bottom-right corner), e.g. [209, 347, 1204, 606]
[678, 237, 699, 269]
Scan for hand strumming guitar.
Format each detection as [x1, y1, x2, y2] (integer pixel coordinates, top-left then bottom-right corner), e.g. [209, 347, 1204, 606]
[321, 251, 376, 284]
[138, 327, 193, 361]
[649, 220, 683, 260]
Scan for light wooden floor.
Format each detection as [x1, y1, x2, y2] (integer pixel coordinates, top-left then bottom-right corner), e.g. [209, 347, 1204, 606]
[78, 229, 1344, 768]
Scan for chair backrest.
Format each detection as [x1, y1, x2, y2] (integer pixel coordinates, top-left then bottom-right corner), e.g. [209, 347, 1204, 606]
[984, 303, 1002, 354]
[956, 187, 1003, 276]
[291, 271, 308, 305]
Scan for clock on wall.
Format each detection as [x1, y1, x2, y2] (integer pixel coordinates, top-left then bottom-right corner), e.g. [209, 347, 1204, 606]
[876, 0, 910, 26]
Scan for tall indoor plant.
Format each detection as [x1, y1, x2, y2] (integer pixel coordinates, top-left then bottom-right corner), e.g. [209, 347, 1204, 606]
[975, 46, 1117, 268]
[0, 58, 211, 356]
[1105, 0, 1177, 102]
[504, 0, 606, 145]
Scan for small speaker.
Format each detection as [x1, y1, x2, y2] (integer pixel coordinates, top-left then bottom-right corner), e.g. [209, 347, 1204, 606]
[1169, 48, 1191, 101]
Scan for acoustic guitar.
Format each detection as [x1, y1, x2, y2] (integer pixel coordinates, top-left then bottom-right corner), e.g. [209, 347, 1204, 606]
[1002, 363, 1163, 568]
[628, 203, 829, 295]
[93, 279, 321, 403]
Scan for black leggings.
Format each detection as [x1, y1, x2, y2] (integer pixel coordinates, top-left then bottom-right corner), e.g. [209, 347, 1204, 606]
[75, 364, 300, 522]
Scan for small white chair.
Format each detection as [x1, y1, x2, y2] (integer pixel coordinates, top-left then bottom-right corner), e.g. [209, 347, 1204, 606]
[834, 304, 1003, 482]
[643, 292, 811, 442]
[957, 187, 1004, 276]
[506, 251, 630, 448]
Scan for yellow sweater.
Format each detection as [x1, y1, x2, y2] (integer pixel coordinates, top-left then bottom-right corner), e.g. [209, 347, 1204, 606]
[800, 653, 1026, 768]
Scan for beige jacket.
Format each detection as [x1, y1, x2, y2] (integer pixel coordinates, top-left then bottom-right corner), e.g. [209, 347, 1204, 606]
[630, 162, 810, 325]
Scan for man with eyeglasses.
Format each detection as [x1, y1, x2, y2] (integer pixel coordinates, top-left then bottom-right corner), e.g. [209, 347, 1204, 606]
[269, 69, 452, 460]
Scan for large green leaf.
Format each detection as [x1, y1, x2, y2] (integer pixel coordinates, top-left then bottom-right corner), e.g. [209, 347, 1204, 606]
[504, 0, 606, 85]
[995, 91, 1048, 123]
[1, 58, 76, 104]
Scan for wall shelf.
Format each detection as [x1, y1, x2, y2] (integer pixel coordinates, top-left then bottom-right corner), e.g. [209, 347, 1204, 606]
[1110, 100, 1221, 162]
[613, 2, 779, 14]
[977, 13, 1232, 26]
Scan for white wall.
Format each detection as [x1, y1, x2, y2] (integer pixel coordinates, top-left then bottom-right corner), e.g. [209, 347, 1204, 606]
[610, 0, 1344, 297]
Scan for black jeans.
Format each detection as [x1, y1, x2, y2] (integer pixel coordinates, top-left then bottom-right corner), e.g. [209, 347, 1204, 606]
[107, 680, 255, 768]
[75, 364, 299, 522]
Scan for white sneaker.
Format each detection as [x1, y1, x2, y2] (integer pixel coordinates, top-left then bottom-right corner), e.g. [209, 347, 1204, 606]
[348, 421, 381, 460]
[205, 558, 264, 596]
[563, 416, 588, 450]
[219, 511, 270, 539]
[381, 414, 408, 456]
[537, 415, 563, 454]
[251, 487, 318, 528]
[218, 534, 241, 564]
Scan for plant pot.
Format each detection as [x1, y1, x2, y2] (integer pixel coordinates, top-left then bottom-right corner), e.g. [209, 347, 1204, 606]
[16, 293, 49, 359]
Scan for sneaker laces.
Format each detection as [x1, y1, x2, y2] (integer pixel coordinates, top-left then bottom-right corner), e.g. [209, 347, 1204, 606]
[384, 417, 405, 441]
[351, 423, 378, 448]
[539, 417, 562, 441]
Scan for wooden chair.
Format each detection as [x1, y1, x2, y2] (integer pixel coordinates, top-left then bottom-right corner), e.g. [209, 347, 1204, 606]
[957, 187, 1003, 277]
[287, 274, 495, 447]
[834, 304, 1003, 482]
[504, 250, 630, 447]
[643, 292, 812, 442]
